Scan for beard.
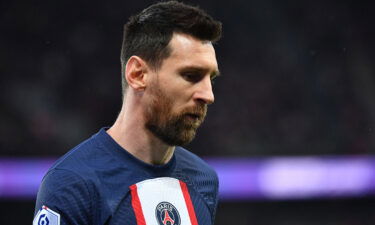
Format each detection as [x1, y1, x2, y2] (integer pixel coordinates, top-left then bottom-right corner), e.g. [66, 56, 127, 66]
[144, 83, 207, 146]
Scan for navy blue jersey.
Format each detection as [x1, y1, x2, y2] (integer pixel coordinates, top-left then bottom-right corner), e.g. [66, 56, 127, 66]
[34, 128, 219, 225]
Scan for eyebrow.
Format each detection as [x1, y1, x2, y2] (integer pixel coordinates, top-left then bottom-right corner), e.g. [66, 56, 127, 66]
[178, 66, 221, 78]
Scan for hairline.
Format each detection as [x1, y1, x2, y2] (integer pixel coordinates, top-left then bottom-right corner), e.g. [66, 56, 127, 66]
[126, 31, 215, 72]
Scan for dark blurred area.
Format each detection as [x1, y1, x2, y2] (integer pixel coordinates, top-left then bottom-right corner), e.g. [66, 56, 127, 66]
[2, 0, 375, 157]
[1, 0, 375, 224]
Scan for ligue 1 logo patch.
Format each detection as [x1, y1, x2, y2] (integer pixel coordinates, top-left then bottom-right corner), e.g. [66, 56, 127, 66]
[33, 205, 60, 225]
[155, 202, 181, 225]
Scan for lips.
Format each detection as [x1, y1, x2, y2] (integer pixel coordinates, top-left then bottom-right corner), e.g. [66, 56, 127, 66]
[182, 106, 207, 124]
[186, 113, 202, 120]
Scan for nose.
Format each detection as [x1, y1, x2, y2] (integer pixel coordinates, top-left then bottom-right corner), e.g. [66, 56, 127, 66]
[193, 76, 215, 105]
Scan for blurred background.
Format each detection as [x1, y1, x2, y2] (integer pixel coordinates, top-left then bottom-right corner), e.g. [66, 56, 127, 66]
[1, 0, 375, 224]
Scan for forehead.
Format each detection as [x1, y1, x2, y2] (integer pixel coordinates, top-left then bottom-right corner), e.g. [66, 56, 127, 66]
[162, 33, 218, 73]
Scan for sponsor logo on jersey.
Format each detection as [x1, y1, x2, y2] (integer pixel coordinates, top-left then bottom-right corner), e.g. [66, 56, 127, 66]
[155, 202, 181, 225]
[33, 205, 60, 225]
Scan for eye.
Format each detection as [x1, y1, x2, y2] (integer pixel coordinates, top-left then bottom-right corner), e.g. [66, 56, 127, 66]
[181, 72, 203, 83]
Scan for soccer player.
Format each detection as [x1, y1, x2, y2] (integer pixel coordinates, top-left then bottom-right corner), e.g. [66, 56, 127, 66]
[33, 1, 222, 225]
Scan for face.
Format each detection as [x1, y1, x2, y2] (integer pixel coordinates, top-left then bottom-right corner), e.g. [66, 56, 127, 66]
[144, 33, 219, 146]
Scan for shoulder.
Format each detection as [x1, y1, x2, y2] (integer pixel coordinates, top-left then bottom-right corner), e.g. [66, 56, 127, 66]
[174, 147, 219, 219]
[38, 129, 113, 201]
[35, 168, 96, 225]
[50, 133, 101, 172]
[38, 133, 101, 196]
[37, 168, 94, 203]
[48, 129, 116, 181]
[35, 131, 112, 224]
[174, 147, 218, 180]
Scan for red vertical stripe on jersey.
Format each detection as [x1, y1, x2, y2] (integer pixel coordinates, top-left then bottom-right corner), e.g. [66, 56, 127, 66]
[130, 184, 146, 225]
[179, 180, 198, 225]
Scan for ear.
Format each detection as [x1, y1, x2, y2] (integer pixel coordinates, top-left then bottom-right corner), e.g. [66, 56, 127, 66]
[124, 56, 149, 91]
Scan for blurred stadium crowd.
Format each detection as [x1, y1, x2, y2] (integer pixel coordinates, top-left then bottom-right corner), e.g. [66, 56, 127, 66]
[1, 0, 374, 157]
[1, 1, 375, 225]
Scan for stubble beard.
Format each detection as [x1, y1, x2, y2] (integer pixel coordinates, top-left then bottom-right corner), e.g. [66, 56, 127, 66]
[144, 84, 207, 147]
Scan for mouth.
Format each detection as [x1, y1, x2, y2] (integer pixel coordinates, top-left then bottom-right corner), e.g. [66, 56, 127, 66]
[186, 113, 202, 121]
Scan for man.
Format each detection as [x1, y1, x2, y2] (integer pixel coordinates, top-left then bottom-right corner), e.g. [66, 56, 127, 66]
[33, 1, 222, 225]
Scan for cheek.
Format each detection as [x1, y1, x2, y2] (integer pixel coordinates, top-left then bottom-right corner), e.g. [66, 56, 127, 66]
[167, 91, 190, 114]
[150, 85, 175, 114]
[157, 76, 194, 110]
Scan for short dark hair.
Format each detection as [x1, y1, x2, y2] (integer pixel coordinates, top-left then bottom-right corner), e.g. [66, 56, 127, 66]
[120, 0, 222, 94]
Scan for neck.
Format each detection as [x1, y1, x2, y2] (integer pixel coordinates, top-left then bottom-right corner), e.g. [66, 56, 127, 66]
[107, 94, 175, 165]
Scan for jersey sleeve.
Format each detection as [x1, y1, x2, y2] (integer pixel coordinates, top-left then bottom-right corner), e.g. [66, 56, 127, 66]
[34, 169, 94, 225]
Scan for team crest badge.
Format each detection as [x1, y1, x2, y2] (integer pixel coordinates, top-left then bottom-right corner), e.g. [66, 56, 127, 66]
[155, 202, 181, 225]
[33, 205, 60, 225]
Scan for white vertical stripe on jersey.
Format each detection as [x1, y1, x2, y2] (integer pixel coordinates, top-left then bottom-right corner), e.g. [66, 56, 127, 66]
[133, 177, 193, 225]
